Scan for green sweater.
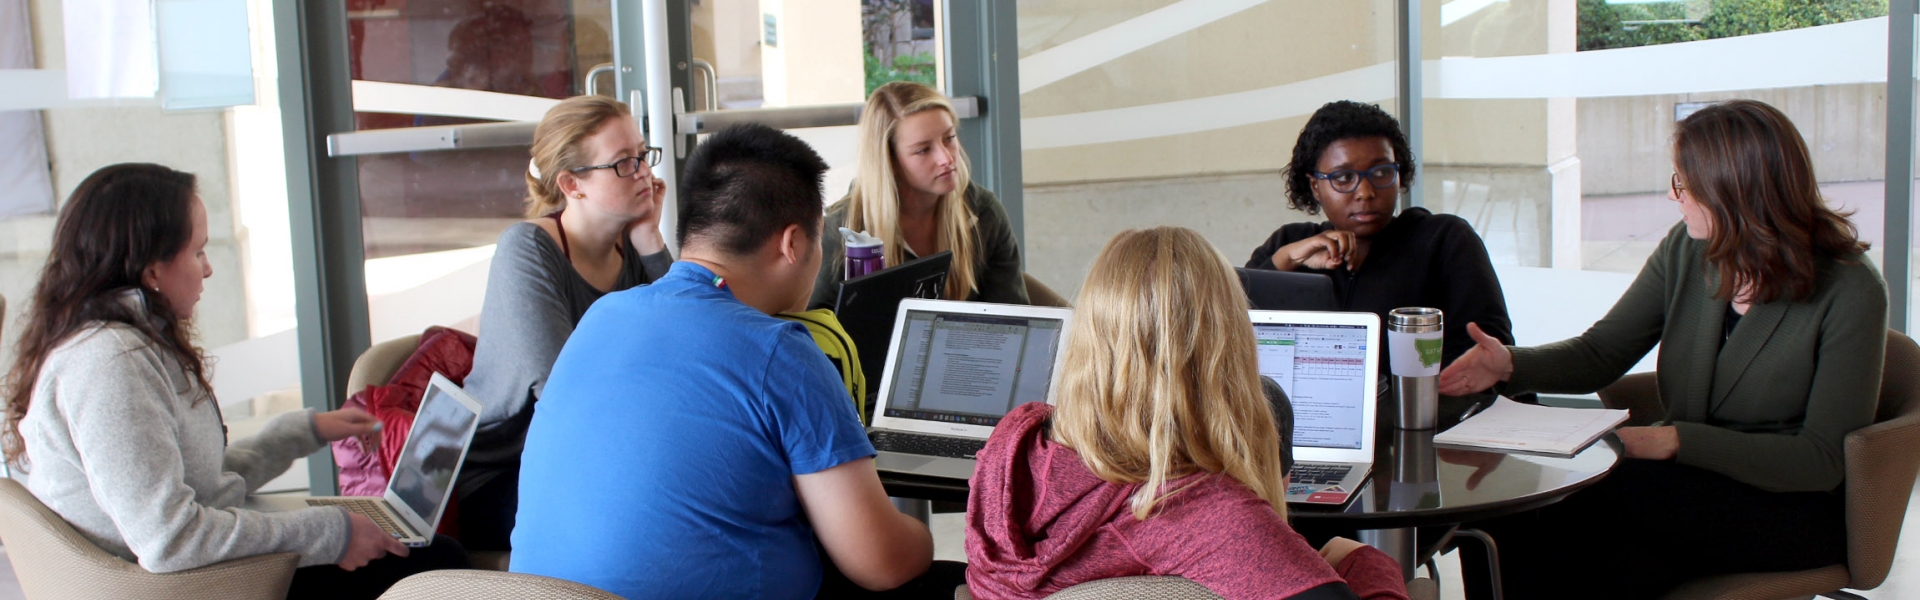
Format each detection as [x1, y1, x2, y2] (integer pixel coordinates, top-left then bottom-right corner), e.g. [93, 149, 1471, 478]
[809, 183, 1029, 310]
[1505, 224, 1886, 493]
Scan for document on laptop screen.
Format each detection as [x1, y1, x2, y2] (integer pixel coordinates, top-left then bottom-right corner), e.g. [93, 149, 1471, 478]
[1255, 323, 1370, 450]
[886, 311, 1064, 425]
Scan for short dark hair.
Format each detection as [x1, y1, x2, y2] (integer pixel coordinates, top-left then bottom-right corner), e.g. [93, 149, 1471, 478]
[1283, 101, 1416, 215]
[677, 123, 829, 256]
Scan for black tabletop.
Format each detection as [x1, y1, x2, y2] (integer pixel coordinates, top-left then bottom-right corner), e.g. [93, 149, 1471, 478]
[879, 427, 1622, 529]
[1285, 428, 1621, 529]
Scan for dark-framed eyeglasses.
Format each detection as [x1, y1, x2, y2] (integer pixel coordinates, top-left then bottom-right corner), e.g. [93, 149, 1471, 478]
[571, 147, 664, 178]
[1671, 172, 1686, 194]
[1310, 164, 1400, 194]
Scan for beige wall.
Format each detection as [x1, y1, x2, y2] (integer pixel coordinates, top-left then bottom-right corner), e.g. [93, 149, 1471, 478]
[758, 0, 862, 107]
[2, 0, 250, 374]
[1578, 84, 1890, 196]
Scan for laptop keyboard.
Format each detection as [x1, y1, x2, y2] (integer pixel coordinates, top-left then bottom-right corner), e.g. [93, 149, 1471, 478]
[306, 498, 412, 539]
[1288, 463, 1354, 486]
[870, 431, 986, 460]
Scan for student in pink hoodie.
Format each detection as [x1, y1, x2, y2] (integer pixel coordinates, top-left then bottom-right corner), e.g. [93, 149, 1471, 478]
[964, 226, 1408, 600]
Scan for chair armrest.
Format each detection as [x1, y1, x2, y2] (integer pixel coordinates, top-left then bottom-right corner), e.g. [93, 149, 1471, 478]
[1597, 372, 1662, 426]
[1842, 411, 1920, 589]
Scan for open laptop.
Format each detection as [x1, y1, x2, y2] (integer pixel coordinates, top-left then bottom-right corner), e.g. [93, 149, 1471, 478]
[1250, 310, 1382, 506]
[1236, 267, 1338, 312]
[867, 299, 1072, 480]
[835, 251, 953, 387]
[247, 373, 482, 547]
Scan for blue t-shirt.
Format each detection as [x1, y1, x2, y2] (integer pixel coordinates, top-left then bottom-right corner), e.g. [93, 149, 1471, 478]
[511, 262, 876, 599]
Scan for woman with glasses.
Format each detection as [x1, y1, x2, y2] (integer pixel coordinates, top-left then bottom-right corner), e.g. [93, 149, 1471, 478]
[1437, 99, 1882, 599]
[809, 81, 1027, 309]
[460, 95, 674, 551]
[1248, 100, 1514, 423]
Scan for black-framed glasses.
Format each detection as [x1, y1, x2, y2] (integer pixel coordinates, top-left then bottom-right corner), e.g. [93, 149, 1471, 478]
[1310, 164, 1400, 194]
[571, 147, 663, 178]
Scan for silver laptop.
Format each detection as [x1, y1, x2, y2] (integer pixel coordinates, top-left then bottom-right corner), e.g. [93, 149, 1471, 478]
[1250, 310, 1382, 506]
[867, 299, 1073, 480]
[247, 373, 482, 547]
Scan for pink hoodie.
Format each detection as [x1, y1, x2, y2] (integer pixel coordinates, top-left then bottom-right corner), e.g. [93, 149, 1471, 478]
[965, 403, 1409, 600]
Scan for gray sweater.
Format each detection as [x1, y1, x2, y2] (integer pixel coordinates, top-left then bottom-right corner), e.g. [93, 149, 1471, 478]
[22, 317, 349, 572]
[460, 221, 672, 496]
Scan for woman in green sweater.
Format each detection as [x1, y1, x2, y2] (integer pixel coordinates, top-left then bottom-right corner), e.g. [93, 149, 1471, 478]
[1439, 99, 1886, 599]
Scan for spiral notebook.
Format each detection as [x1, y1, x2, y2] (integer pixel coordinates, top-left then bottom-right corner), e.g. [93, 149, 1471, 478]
[1433, 398, 1629, 457]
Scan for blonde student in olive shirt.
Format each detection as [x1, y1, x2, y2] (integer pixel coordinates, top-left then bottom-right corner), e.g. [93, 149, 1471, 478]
[1440, 100, 1885, 600]
[810, 81, 1027, 310]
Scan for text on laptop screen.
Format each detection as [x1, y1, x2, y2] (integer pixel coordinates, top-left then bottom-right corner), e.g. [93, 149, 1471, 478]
[885, 310, 1066, 426]
[1254, 322, 1370, 450]
[388, 385, 476, 521]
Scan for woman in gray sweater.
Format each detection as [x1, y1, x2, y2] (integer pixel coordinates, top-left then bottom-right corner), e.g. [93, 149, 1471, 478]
[458, 95, 674, 550]
[2, 163, 467, 598]
[1439, 100, 1885, 598]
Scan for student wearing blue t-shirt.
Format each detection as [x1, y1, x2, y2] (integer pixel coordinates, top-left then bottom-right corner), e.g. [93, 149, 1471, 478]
[511, 123, 951, 599]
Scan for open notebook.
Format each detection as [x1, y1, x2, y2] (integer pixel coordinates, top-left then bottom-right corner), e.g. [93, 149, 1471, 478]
[1433, 398, 1630, 457]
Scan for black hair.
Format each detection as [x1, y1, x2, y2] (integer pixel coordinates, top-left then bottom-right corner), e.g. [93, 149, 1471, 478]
[1282, 100, 1417, 215]
[677, 123, 830, 256]
[4, 163, 208, 469]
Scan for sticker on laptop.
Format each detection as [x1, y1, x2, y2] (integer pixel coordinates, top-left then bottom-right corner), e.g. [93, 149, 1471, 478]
[1306, 486, 1349, 504]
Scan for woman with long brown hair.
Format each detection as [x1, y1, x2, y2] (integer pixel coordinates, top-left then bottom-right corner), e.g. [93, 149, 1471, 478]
[2, 163, 467, 598]
[1440, 99, 1885, 598]
[809, 80, 1027, 309]
[964, 227, 1406, 600]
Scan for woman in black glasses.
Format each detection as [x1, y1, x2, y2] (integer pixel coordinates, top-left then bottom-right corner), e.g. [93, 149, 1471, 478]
[460, 95, 674, 551]
[1247, 100, 1514, 423]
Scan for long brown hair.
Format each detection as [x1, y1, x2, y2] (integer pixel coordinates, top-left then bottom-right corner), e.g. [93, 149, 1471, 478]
[839, 81, 979, 300]
[1674, 99, 1870, 304]
[2, 164, 213, 470]
[525, 95, 633, 218]
[1051, 227, 1288, 520]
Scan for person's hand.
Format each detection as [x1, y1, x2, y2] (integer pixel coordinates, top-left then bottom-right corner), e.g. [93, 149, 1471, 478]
[1437, 448, 1506, 490]
[1617, 426, 1679, 460]
[628, 176, 668, 255]
[1271, 230, 1356, 271]
[314, 409, 380, 445]
[338, 512, 408, 571]
[1318, 537, 1369, 569]
[1438, 323, 1514, 395]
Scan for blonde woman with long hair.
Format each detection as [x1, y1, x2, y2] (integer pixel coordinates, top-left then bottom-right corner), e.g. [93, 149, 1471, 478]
[808, 81, 1028, 309]
[963, 227, 1407, 600]
[461, 95, 673, 550]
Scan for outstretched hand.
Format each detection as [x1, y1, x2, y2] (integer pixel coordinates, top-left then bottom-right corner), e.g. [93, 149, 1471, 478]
[1438, 323, 1514, 395]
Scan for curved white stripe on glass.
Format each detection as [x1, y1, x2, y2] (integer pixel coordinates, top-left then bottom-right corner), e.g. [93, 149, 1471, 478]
[1023, 17, 1888, 150]
[349, 80, 559, 122]
[1017, 0, 1269, 95]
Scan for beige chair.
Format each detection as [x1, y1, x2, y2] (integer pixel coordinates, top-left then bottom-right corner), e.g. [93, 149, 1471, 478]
[956, 576, 1438, 600]
[346, 334, 511, 572]
[1598, 329, 1920, 600]
[1023, 273, 1071, 308]
[0, 477, 298, 600]
[377, 569, 620, 600]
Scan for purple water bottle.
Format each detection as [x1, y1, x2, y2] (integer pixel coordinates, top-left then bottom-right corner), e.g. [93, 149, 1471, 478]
[842, 227, 885, 279]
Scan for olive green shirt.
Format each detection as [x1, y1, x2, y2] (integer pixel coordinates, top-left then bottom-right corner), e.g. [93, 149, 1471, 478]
[1504, 224, 1886, 493]
[809, 184, 1029, 310]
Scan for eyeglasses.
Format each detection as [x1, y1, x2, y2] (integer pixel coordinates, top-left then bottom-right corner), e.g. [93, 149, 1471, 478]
[571, 147, 664, 178]
[1671, 172, 1686, 194]
[1310, 164, 1400, 194]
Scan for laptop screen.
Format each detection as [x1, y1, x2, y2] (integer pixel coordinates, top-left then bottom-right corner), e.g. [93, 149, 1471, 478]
[387, 383, 477, 523]
[883, 309, 1067, 427]
[1254, 322, 1372, 450]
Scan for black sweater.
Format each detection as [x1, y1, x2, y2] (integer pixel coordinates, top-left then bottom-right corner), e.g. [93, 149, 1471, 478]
[1245, 207, 1515, 368]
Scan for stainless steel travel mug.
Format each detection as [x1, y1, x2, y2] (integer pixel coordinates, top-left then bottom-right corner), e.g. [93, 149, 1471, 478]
[1387, 307, 1444, 430]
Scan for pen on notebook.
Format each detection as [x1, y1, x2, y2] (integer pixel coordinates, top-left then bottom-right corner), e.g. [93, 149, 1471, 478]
[1458, 400, 1489, 422]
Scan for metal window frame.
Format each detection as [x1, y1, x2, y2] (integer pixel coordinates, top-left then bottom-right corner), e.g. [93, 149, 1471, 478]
[275, 0, 368, 495]
[1398, 0, 1423, 211]
[946, 0, 1025, 252]
[1887, 0, 1914, 332]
